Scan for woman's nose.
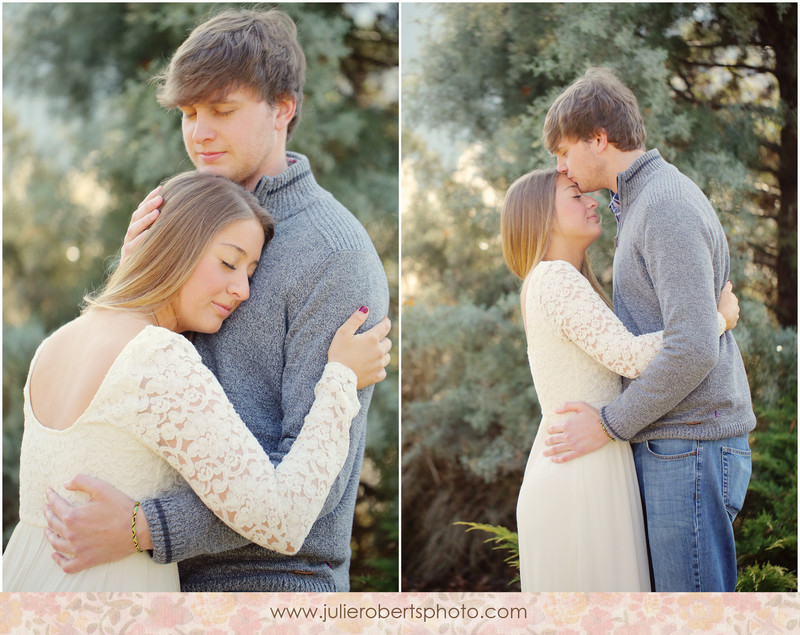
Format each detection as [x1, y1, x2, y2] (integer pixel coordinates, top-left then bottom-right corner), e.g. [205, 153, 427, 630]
[230, 272, 250, 300]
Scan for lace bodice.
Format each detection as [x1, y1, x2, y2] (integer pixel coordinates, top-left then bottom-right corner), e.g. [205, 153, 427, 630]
[19, 326, 359, 555]
[524, 260, 664, 416]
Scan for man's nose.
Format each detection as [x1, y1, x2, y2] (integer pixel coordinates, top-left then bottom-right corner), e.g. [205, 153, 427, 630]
[192, 113, 215, 143]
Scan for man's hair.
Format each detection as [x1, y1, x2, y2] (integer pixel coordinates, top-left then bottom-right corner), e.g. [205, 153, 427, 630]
[84, 172, 274, 317]
[155, 8, 306, 138]
[543, 68, 646, 154]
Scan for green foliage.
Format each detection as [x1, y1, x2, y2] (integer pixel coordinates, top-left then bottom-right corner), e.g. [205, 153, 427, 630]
[734, 390, 797, 589]
[2, 111, 102, 332]
[733, 297, 798, 591]
[402, 298, 537, 483]
[406, 2, 796, 326]
[737, 564, 798, 592]
[351, 472, 399, 592]
[3, 2, 398, 590]
[401, 295, 537, 589]
[454, 522, 520, 586]
[735, 300, 797, 410]
[406, 4, 559, 142]
[402, 3, 796, 591]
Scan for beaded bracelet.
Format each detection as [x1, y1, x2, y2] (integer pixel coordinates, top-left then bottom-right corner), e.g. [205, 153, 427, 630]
[131, 501, 144, 553]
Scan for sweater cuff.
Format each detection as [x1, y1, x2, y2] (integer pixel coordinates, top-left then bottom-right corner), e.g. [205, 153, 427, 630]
[140, 497, 183, 565]
[599, 406, 626, 442]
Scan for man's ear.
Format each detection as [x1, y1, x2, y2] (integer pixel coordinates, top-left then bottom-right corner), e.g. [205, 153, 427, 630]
[592, 129, 609, 153]
[274, 97, 297, 131]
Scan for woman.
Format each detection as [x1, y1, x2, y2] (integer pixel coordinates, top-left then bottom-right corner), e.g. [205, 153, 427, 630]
[3, 171, 390, 591]
[500, 168, 738, 591]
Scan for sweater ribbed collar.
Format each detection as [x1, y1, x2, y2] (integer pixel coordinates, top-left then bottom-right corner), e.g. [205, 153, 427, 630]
[616, 149, 665, 209]
[251, 152, 320, 222]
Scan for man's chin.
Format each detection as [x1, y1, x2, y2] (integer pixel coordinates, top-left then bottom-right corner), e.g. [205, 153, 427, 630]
[192, 163, 253, 188]
[195, 164, 235, 181]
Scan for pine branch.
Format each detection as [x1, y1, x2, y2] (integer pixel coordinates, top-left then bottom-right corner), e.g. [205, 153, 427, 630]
[455, 521, 520, 584]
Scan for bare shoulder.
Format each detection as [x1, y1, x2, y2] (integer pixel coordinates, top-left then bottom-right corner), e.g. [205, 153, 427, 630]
[40, 310, 149, 366]
[30, 310, 152, 430]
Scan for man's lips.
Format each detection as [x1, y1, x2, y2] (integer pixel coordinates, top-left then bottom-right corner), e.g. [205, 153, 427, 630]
[197, 151, 225, 162]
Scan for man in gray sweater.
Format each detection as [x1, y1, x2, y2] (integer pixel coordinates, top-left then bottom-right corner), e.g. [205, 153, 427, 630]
[540, 69, 755, 591]
[43, 8, 390, 591]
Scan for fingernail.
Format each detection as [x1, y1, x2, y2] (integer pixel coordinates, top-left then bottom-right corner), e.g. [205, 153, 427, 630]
[359, 306, 368, 314]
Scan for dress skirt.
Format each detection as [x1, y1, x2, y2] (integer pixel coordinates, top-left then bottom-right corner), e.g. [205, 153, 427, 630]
[516, 414, 651, 592]
[3, 520, 179, 591]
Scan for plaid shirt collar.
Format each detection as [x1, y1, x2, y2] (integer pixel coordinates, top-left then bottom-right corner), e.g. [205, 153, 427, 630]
[609, 189, 621, 224]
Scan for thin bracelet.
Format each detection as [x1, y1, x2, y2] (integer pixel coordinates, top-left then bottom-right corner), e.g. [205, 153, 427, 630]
[131, 501, 144, 553]
[599, 416, 616, 441]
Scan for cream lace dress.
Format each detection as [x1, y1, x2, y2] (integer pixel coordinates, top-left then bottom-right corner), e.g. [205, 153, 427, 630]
[517, 260, 661, 591]
[3, 325, 359, 591]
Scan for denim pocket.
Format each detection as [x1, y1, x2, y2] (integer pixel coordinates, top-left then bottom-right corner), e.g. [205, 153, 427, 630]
[646, 438, 698, 460]
[721, 445, 752, 522]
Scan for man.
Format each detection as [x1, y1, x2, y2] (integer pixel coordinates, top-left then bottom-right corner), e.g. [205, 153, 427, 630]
[540, 68, 755, 591]
[43, 8, 391, 592]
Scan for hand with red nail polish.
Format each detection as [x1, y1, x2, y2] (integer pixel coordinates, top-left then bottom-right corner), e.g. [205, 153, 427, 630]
[328, 307, 392, 389]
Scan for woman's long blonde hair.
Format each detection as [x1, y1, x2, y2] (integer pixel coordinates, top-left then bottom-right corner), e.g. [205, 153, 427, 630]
[500, 168, 610, 306]
[84, 171, 274, 316]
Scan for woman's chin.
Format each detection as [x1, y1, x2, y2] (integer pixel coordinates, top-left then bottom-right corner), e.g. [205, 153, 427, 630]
[188, 321, 225, 335]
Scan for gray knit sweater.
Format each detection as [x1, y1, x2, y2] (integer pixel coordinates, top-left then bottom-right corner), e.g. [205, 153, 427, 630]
[600, 150, 755, 443]
[140, 152, 389, 591]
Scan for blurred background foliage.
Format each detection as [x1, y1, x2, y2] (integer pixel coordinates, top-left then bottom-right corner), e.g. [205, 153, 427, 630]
[3, 2, 398, 591]
[402, 2, 796, 591]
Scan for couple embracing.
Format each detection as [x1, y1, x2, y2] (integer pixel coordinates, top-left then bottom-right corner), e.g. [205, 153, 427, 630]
[502, 69, 756, 592]
[4, 8, 390, 592]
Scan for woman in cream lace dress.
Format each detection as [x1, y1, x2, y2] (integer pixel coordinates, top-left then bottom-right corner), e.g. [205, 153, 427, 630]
[500, 169, 737, 591]
[3, 172, 391, 591]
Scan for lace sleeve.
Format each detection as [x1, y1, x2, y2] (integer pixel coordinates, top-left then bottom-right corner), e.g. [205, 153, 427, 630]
[717, 311, 727, 336]
[119, 329, 360, 555]
[536, 261, 663, 378]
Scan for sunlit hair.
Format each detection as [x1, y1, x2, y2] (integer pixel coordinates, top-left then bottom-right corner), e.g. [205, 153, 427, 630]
[501, 168, 611, 306]
[543, 68, 645, 154]
[154, 8, 306, 139]
[84, 172, 274, 316]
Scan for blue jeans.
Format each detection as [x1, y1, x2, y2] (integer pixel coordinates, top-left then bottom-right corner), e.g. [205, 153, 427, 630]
[632, 434, 751, 591]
